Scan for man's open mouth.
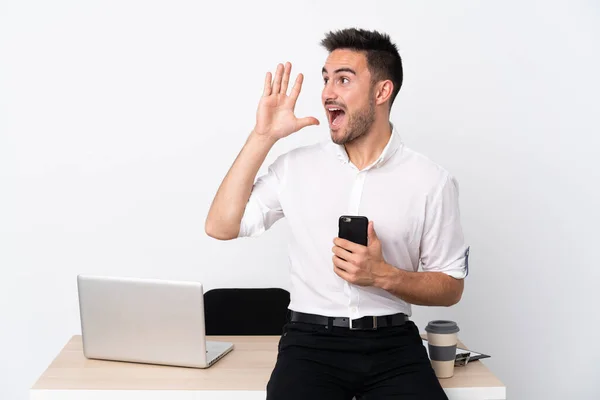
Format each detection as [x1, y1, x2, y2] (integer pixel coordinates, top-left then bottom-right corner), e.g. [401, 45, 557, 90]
[327, 106, 346, 129]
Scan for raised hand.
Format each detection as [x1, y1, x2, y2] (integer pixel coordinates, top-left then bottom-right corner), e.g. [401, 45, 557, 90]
[254, 62, 319, 141]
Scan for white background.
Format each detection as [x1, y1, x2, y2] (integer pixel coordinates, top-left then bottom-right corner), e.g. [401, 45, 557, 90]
[1, 1, 599, 399]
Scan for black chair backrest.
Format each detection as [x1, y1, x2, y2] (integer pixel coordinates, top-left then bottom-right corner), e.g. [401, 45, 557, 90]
[204, 288, 290, 335]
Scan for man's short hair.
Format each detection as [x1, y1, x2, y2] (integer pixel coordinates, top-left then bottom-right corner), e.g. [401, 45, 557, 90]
[320, 28, 403, 108]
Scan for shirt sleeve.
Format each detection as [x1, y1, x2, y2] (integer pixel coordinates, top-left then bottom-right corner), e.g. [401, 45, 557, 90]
[419, 173, 470, 279]
[237, 154, 286, 238]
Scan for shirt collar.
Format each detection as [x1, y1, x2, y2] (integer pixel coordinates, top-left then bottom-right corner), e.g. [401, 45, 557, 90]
[332, 123, 403, 169]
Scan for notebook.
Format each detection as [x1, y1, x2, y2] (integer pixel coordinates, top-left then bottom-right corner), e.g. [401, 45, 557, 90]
[422, 339, 490, 366]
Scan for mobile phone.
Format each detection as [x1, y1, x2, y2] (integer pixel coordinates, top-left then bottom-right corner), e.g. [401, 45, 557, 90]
[338, 215, 369, 246]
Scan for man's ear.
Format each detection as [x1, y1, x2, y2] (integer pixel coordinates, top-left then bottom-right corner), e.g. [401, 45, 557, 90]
[375, 80, 394, 106]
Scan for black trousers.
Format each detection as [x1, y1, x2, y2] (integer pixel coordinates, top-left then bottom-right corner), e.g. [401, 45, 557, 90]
[266, 319, 448, 400]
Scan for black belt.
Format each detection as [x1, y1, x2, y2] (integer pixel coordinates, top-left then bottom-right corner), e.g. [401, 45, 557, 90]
[289, 310, 408, 330]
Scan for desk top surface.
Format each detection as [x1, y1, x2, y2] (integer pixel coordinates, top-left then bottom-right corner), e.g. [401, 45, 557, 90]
[32, 335, 504, 391]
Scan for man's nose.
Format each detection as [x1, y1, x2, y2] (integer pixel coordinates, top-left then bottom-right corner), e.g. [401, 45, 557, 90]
[322, 81, 337, 103]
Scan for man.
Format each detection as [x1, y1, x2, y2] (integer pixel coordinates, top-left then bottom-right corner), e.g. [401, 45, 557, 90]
[205, 28, 469, 399]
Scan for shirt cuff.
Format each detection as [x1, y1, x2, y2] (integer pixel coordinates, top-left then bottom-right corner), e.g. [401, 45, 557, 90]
[437, 246, 470, 280]
[237, 195, 270, 238]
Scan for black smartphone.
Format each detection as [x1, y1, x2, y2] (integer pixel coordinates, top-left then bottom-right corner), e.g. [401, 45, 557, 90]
[338, 215, 369, 247]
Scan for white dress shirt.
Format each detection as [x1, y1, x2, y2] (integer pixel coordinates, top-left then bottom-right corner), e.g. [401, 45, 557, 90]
[238, 124, 469, 319]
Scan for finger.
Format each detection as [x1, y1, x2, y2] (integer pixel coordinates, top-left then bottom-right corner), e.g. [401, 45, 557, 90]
[332, 255, 353, 273]
[280, 62, 291, 95]
[262, 72, 272, 97]
[289, 73, 304, 105]
[333, 264, 351, 280]
[333, 237, 362, 253]
[271, 63, 284, 95]
[296, 116, 320, 130]
[368, 221, 378, 245]
[333, 256, 354, 281]
[332, 245, 355, 264]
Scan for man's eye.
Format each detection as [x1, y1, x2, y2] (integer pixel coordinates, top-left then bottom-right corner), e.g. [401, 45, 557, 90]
[340, 77, 349, 84]
[323, 78, 329, 85]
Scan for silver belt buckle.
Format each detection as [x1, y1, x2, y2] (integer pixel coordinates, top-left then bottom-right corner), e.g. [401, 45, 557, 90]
[349, 316, 378, 330]
[349, 317, 356, 330]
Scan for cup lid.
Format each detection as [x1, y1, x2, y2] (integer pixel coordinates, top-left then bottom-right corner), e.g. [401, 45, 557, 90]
[425, 320, 460, 334]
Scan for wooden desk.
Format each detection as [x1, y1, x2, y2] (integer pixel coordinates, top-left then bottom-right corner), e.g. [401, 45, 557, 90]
[31, 335, 505, 400]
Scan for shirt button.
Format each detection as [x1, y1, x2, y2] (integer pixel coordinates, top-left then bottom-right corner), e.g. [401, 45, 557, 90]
[350, 307, 358, 313]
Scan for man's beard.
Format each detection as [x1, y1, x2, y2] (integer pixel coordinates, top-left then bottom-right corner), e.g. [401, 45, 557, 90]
[332, 97, 375, 145]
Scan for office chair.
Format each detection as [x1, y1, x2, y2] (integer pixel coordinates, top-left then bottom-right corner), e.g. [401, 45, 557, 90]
[203, 288, 290, 335]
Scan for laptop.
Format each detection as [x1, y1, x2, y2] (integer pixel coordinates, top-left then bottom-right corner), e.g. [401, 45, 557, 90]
[77, 274, 234, 368]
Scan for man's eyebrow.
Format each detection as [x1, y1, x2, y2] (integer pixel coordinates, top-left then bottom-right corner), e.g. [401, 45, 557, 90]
[321, 67, 357, 75]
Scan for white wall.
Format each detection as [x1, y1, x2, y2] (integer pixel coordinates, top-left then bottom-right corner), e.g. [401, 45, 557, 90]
[1, 1, 599, 399]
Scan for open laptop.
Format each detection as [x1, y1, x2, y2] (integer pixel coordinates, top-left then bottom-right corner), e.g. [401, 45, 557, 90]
[77, 274, 234, 368]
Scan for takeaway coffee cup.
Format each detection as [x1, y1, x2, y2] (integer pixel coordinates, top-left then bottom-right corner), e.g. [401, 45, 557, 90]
[425, 320, 460, 378]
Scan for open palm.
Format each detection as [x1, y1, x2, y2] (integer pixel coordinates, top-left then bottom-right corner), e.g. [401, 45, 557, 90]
[254, 62, 319, 140]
